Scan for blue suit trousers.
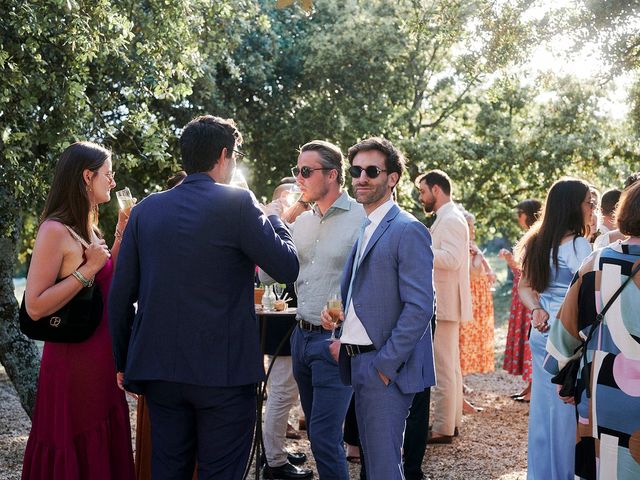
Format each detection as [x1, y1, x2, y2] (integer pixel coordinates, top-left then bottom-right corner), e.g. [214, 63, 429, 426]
[291, 327, 352, 480]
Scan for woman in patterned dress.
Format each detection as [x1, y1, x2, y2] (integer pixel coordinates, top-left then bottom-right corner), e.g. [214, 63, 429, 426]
[546, 181, 640, 480]
[500, 199, 541, 401]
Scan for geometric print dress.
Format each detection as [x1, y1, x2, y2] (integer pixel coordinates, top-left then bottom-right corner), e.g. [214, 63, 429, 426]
[546, 241, 640, 480]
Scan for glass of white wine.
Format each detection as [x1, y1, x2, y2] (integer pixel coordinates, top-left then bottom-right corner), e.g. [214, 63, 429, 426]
[285, 184, 302, 207]
[230, 168, 249, 189]
[326, 293, 343, 341]
[116, 187, 135, 216]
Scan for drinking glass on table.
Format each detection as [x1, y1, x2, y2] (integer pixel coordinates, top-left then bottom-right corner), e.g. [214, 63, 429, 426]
[326, 293, 343, 341]
[116, 187, 135, 216]
[273, 283, 285, 299]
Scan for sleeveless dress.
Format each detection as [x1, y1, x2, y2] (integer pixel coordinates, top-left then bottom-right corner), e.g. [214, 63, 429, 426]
[503, 268, 533, 382]
[22, 257, 135, 480]
[527, 237, 591, 479]
[459, 269, 495, 375]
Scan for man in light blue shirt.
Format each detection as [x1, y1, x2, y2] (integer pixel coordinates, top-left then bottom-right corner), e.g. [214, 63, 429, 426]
[289, 140, 365, 480]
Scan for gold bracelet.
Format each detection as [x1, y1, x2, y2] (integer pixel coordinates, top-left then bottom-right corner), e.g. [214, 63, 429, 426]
[114, 229, 123, 240]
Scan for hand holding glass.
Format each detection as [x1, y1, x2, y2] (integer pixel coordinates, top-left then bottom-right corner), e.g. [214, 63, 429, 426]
[116, 187, 135, 216]
[327, 294, 343, 341]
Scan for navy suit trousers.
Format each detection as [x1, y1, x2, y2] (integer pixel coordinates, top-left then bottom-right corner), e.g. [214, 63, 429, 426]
[144, 381, 256, 480]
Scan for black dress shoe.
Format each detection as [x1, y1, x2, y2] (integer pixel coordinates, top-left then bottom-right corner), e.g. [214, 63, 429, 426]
[263, 461, 313, 479]
[287, 451, 307, 466]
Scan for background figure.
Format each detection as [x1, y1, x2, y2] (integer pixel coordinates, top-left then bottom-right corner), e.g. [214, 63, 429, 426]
[259, 181, 312, 480]
[500, 198, 541, 402]
[517, 177, 593, 480]
[594, 173, 640, 248]
[109, 115, 299, 480]
[459, 209, 496, 376]
[546, 180, 640, 480]
[21, 142, 135, 480]
[416, 170, 473, 445]
[593, 187, 623, 249]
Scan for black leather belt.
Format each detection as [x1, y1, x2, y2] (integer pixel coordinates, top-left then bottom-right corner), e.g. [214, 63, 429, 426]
[298, 319, 328, 333]
[343, 343, 376, 357]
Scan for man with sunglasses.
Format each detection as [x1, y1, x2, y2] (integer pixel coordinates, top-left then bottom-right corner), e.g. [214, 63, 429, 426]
[415, 170, 472, 446]
[321, 137, 435, 480]
[285, 140, 365, 480]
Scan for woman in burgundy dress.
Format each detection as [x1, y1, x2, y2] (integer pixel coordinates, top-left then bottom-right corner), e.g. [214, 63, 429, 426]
[21, 142, 135, 480]
[499, 199, 541, 402]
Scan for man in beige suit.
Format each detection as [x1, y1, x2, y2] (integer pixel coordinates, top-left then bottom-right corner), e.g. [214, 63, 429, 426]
[416, 170, 472, 444]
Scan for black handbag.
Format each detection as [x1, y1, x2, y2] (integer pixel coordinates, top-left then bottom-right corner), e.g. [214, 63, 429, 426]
[551, 261, 640, 401]
[19, 225, 103, 343]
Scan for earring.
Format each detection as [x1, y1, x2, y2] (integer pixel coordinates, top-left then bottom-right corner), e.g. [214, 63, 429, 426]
[86, 184, 92, 193]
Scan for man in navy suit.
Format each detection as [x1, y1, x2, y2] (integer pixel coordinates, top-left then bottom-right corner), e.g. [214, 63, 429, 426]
[321, 137, 435, 480]
[109, 115, 299, 480]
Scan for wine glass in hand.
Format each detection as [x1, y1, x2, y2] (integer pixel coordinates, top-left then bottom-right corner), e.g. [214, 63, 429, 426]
[326, 294, 343, 341]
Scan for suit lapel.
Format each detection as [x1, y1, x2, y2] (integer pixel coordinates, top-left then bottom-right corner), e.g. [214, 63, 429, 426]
[359, 205, 400, 265]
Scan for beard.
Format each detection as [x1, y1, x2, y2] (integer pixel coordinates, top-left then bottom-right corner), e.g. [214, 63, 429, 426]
[422, 199, 436, 214]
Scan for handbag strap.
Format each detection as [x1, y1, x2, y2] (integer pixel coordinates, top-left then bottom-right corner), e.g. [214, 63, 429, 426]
[580, 259, 640, 349]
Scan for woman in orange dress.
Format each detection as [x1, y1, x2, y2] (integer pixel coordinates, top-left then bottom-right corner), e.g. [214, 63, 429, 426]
[459, 211, 496, 377]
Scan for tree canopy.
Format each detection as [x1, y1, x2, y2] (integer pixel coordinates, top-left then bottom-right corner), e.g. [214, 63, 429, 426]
[1, 0, 638, 415]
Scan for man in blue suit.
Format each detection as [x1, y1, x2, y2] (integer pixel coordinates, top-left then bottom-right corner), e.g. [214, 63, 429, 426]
[321, 137, 435, 480]
[109, 115, 299, 480]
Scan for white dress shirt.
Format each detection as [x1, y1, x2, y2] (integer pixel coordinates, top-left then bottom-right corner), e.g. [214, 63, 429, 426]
[341, 196, 395, 345]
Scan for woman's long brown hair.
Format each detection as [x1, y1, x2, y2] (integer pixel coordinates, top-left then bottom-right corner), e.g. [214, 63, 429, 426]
[516, 178, 590, 293]
[41, 141, 111, 242]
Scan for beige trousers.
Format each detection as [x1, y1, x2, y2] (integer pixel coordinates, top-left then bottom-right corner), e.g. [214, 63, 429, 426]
[431, 319, 463, 436]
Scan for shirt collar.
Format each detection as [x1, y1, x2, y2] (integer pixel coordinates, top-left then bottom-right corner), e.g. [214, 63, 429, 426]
[312, 191, 353, 217]
[367, 196, 395, 228]
[435, 199, 454, 215]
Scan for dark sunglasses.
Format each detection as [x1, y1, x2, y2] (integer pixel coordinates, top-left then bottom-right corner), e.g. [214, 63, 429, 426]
[349, 165, 387, 179]
[291, 166, 333, 178]
[233, 149, 245, 158]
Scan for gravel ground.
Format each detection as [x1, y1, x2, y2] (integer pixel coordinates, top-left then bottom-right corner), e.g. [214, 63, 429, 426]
[2, 271, 528, 479]
[0, 344, 528, 480]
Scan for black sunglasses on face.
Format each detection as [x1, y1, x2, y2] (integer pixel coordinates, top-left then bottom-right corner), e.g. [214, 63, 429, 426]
[291, 166, 333, 178]
[349, 165, 387, 179]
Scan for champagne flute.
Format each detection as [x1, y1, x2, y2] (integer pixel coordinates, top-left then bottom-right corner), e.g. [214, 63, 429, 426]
[116, 187, 135, 216]
[273, 283, 285, 299]
[230, 168, 249, 189]
[326, 293, 343, 341]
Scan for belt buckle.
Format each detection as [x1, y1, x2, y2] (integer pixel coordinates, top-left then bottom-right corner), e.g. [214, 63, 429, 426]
[345, 344, 356, 356]
[299, 320, 311, 331]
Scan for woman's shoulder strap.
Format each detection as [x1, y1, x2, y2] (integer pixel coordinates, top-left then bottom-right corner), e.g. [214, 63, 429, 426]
[61, 224, 90, 249]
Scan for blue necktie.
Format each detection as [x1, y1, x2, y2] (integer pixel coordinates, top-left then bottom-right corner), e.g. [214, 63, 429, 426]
[344, 218, 371, 312]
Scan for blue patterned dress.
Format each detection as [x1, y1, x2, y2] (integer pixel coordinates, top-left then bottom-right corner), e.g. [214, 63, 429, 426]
[546, 241, 640, 479]
[527, 236, 591, 479]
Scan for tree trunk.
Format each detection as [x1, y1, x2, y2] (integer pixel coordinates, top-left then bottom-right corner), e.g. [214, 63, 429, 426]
[0, 214, 40, 420]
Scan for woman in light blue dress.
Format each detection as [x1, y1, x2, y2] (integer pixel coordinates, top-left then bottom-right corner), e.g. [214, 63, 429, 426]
[517, 178, 594, 479]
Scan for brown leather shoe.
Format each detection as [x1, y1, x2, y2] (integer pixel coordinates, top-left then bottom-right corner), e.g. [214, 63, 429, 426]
[286, 423, 302, 440]
[426, 432, 454, 444]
